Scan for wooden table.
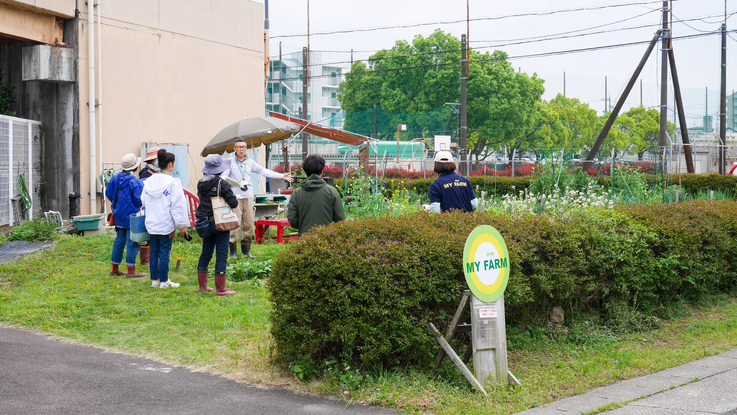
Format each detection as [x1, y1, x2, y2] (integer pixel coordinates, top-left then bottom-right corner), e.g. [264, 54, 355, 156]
[254, 218, 298, 244]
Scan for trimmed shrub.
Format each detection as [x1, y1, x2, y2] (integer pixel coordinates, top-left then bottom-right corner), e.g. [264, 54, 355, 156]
[267, 200, 737, 371]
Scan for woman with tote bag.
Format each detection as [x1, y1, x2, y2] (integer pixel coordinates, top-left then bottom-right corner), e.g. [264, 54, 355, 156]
[194, 154, 238, 295]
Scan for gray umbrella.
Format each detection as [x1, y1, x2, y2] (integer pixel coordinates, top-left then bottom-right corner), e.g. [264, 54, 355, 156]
[201, 116, 302, 156]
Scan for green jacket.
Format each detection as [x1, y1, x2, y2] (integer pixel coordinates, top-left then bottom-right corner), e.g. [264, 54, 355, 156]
[287, 174, 345, 236]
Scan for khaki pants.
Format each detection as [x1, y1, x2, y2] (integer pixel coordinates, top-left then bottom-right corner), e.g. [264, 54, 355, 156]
[230, 197, 255, 243]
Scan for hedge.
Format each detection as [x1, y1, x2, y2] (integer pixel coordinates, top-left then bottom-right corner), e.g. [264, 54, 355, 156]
[333, 173, 737, 201]
[267, 200, 737, 370]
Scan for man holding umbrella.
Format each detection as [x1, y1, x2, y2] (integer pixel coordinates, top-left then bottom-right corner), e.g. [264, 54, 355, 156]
[223, 138, 293, 260]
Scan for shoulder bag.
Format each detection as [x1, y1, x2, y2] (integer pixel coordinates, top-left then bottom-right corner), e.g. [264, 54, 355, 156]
[107, 178, 122, 226]
[212, 179, 239, 232]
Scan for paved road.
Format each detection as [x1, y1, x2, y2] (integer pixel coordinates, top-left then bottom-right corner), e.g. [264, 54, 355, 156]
[0, 326, 397, 415]
[515, 348, 737, 415]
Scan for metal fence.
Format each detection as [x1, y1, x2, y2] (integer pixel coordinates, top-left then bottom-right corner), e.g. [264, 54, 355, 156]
[668, 143, 737, 175]
[0, 115, 42, 226]
[267, 142, 737, 180]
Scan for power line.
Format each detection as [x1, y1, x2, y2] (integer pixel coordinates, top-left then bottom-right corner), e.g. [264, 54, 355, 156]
[270, 1, 664, 39]
[271, 13, 734, 71]
[270, 30, 735, 83]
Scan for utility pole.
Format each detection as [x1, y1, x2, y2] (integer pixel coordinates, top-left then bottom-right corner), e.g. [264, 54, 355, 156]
[373, 104, 377, 139]
[659, 0, 669, 154]
[302, 47, 309, 161]
[563, 71, 566, 97]
[719, 21, 727, 174]
[460, 34, 468, 175]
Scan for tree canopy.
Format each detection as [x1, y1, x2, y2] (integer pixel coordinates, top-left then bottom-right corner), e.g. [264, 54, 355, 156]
[338, 29, 545, 158]
[338, 30, 674, 161]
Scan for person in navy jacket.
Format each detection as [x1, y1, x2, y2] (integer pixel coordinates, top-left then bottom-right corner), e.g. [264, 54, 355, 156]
[105, 153, 145, 278]
[429, 151, 478, 213]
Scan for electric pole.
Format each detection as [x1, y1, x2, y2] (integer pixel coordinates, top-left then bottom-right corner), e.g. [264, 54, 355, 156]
[460, 34, 468, 176]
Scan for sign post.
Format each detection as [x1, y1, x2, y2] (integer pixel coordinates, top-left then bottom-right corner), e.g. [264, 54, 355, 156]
[463, 225, 510, 386]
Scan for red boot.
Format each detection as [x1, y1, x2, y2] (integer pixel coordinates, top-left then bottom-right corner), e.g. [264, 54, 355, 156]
[197, 267, 214, 293]
[139, 245, 150, 267]
[126, 265, 146, 278]
[110, 264, 125, 276]
[214, 272, 235, 296]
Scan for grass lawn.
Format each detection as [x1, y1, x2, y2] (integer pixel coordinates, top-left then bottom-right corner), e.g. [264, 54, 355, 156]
[1, 232, 736, 414]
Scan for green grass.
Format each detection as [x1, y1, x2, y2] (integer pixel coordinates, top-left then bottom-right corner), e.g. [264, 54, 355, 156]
[1, 232, 736, 414]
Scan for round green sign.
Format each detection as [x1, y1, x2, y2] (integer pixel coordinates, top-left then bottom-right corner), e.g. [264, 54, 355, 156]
[462, 225, 510, 303]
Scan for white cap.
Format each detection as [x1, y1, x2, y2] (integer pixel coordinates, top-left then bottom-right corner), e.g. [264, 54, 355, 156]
[434, 150, 454, 163]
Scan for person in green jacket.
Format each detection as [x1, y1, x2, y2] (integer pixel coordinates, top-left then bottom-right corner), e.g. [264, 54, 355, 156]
[287, 155, 345, 236]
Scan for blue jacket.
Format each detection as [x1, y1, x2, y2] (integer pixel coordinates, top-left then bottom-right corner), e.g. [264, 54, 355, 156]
[105, 171, 143, 229]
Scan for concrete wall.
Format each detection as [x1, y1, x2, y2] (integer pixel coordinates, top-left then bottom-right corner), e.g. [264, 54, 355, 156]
[1, 0, 75, 18]
[0, 16, 79, 218]
[75, 0, 266, 214]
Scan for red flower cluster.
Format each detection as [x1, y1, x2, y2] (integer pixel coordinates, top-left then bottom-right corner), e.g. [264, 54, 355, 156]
[469, 163, 540, 177]
[586, 161, 657, 176]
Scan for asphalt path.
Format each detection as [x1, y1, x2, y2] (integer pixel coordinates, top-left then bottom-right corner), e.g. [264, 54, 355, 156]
[0, 326, 398, 415]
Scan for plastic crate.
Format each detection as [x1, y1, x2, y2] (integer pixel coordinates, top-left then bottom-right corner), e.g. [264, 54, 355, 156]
[71, 214, 105, 231]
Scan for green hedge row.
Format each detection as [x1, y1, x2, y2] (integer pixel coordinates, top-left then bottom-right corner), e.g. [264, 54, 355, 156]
[334, 173, 737, 200]
[267, 200, 737, 369]
[334, 176, 533, 199]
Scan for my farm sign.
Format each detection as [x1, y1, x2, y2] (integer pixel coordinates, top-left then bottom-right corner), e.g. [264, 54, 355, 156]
[463, 225, 510, 303]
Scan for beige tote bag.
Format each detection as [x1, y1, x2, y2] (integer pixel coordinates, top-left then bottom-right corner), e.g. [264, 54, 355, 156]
[212, 179, 239, 232]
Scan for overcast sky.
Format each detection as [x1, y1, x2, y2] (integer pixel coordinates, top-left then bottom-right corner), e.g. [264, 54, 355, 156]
[261, 0, 737, 128]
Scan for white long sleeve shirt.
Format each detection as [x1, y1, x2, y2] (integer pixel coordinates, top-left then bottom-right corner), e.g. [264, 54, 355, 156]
[141, 173, 190, 235]
[222, 156, 286, 199]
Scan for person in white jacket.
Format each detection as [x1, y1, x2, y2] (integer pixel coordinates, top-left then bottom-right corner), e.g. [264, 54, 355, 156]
[141, 151, 190, 288]
[222, 138, 292, 260]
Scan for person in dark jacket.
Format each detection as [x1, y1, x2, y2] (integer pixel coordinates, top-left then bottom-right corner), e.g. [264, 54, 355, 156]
[139, 147, 161, 180]
[105, 153, 146, 278]
[287, 155, 345, 236]
[428, 151, 478, 213]
[195, 154, 238, 295]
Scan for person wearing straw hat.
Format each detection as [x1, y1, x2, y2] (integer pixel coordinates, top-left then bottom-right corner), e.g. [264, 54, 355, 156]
[195, 154, 239, 295]
[105, 153, 146, 278]
[222, 138, 293, 260]
[428, 151, 478, 213]
[139, 147, 161, 180]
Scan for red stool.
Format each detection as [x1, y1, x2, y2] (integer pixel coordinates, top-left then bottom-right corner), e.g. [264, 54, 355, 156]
[254, 218, 298, 244]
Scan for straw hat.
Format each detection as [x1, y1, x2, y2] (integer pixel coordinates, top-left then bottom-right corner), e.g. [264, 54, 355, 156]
[143, 147, 160, 162]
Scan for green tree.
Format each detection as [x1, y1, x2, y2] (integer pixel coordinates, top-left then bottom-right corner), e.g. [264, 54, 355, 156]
[520, 94, 600, 157]
[597, 107, 676, 159]
[338, 29, 545, 156]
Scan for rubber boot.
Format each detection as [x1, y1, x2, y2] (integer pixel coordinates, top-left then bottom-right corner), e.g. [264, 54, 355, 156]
[126, 265, 146, 278]
[139, 245, 150, 266]
[197, 267, 213, 293]
[241, 240, 256, 260]
[214, 272, 235, 296]
[110, 264, 125, 276]
[229, 243, 237, 260]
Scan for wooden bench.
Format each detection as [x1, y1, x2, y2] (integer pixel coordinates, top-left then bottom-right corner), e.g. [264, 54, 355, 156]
[254, 218, 298, 244]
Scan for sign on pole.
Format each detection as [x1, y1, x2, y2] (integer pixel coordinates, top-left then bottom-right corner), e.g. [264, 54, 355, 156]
[463, 225, 510, 386]
[463, 225, 509, 303]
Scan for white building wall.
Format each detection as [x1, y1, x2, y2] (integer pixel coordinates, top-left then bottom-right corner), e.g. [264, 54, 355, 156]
[75, 0, 266, 214]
